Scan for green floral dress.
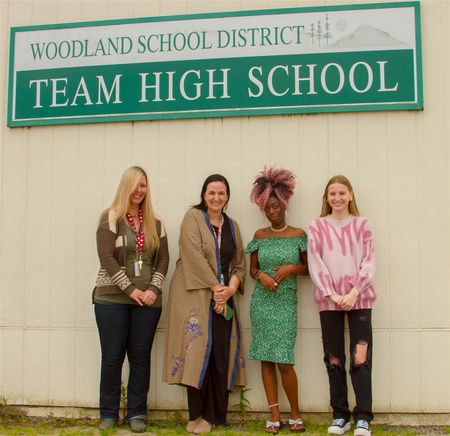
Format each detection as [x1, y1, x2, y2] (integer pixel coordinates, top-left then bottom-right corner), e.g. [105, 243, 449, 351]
[245, 235, 307, 364]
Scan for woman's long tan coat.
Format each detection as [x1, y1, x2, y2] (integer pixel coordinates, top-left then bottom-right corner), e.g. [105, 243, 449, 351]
[163, 208, 246, 390]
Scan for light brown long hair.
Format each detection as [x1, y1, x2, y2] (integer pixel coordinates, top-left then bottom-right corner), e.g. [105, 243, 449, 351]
[110, 166, 159, 249]
[320, 175, 360, 217]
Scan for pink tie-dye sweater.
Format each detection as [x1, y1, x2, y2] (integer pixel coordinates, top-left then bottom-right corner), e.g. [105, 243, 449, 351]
[307, 214, 377, 312]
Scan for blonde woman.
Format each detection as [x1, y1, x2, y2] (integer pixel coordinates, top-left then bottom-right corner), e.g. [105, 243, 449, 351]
[93, 166, 169, 433]
[308, 175, 376, 436]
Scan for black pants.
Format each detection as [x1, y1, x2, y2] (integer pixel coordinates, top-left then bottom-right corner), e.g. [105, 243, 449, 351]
[320, 309, 373, 423]
[187, 308, 232, 425]
[94, 302, 161, 420]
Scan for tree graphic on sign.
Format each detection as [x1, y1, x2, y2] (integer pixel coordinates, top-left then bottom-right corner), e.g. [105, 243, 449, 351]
[310, 15, 332, 46]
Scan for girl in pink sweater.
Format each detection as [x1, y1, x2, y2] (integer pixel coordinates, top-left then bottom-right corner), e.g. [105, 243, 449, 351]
[307, 175, 376, 436]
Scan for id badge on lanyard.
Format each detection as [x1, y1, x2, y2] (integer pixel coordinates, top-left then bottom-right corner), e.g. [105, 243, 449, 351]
[134, 258, 142, 277]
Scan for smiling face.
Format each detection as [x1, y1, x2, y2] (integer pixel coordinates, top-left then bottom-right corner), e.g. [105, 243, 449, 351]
[326, 182, 353, 215]
[264, 196, 286, 228]
[203, 181, 228, 214]
[130, 175, 147, 209]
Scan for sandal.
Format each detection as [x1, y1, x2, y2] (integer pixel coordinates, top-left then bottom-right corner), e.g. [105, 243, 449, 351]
[288, 418, 305, 433]
[265, 420, 281, 434]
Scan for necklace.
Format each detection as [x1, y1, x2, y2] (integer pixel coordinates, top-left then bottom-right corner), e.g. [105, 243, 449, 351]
[271, 224, 288, 232]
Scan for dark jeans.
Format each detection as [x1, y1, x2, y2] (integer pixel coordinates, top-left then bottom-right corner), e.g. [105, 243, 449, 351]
[187, 307, 232, 425]
[94, 302, 161, 420]
[320, 309, 373, 423]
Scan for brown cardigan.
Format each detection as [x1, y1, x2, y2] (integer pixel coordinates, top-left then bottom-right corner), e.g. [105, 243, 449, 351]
[163, 208, 246, 390]
[93, 208, 169, 297]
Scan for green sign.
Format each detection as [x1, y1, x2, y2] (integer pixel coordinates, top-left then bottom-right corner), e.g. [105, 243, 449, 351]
[8, 2, 423, 127]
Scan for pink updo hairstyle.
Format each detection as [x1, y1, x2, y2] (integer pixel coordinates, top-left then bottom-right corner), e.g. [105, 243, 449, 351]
[250, 166, 296, 212]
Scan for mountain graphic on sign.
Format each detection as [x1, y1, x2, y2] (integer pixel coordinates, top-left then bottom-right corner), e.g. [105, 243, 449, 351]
[330, 23, 406, 48]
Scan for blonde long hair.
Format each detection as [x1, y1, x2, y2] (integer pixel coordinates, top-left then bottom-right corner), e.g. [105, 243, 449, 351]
[110, 166, 159, 249]
[320, 175, 360, 217]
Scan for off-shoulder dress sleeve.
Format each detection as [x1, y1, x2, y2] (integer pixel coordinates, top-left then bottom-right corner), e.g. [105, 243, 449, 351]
[245, 239, 260, 253]
[298, 234, 307, 252]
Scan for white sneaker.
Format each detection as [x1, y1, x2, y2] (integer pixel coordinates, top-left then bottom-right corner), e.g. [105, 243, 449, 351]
[328, 418, 351, 434]
[354, 420, 371, 436]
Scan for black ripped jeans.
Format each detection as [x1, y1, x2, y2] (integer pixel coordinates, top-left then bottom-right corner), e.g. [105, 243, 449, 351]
[319, 309, 373, 423]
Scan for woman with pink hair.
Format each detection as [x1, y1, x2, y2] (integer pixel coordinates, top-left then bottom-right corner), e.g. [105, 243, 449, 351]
[246, 166, 308, 434]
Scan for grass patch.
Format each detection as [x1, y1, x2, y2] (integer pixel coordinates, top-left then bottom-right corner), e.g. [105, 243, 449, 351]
[0, 416, 448, 435]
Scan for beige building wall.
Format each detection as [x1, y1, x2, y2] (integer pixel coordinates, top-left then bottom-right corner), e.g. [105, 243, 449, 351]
[0, 0, 449, 416]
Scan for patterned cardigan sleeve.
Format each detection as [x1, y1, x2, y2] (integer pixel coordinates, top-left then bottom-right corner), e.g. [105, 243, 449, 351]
[96, 209, 134, 295]
[148, 218, 170, 294]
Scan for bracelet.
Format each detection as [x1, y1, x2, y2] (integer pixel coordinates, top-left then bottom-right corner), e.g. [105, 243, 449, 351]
[255, 270, 261, 280]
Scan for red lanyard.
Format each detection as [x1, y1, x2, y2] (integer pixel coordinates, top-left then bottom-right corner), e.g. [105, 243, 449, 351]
[126, 209, 144, 257]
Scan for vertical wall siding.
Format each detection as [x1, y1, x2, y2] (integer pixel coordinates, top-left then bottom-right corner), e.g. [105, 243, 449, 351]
[1, 0, 449, 414]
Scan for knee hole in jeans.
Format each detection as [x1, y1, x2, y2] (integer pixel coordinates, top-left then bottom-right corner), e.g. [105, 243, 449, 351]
[325, 353, 343, 371]
[352, 340, 368, 367]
